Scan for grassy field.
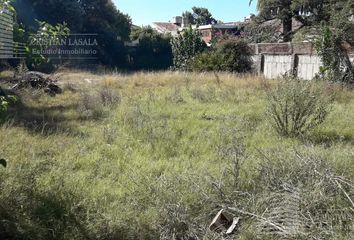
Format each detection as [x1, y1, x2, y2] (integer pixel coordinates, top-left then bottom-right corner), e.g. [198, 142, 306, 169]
[0, 71, 353, 239]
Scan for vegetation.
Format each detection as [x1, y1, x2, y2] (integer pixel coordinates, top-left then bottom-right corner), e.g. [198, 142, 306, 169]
[8, 0, 131, 68]
[25, 21, 70, 72]
[0, 87, 16, 122]
[1, 1, 354, 239]
[267, 76, 333, 137]
[171, 28, 207, 70]
[315, 0, 354, 84]
[250, 0, 354, 42]
[0, 71, 353, 239]
[182, 7, 217, 26]
[241, 21, 280, 43]
[129, 27, 172, 70]
[190, 40, 253, 73]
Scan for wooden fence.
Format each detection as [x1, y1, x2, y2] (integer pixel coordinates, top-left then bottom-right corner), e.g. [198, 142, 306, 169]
[0, 8, 25, 59]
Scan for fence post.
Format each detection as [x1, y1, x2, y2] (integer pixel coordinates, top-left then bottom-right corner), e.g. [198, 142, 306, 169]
[289, 43, 298, 77]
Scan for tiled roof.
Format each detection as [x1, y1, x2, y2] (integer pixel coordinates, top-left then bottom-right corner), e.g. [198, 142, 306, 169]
[152, 22, 179, 32]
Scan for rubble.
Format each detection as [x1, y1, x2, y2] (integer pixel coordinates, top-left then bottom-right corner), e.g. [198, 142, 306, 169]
[11, 71, 62, 96]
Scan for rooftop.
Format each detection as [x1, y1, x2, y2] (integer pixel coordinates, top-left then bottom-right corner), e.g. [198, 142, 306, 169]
[152, 22, 179, 33]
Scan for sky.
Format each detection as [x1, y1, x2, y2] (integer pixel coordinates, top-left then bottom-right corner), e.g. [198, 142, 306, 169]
[114, 0, 258, 26]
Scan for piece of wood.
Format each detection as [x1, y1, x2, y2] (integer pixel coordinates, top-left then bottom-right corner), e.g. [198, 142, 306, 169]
[209, 209, 234, 232]
[226, 217, 240, 235]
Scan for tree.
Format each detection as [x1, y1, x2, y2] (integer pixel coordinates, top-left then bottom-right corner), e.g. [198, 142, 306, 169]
[171, 28, 207, 70]
[315, 0, 354, 84]
[242, 21, 280, 43]
[252, 0, 294, 41]
[80, 0, 131, 40]
[26, 21, 70, 72]
[182, 7, 217, 26]
[0, 0, 14, 11]
[129, 27, 172, 70]
[79, 0, 131, 66]
[14, 0, 84, 32]
[13, 0, 132, 67]
[250, 0, 354, 42]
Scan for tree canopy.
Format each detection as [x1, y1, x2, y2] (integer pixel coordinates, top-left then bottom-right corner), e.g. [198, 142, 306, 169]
[250, 0, 354, 41]
[12, 0, 132, 67]
[129, 27, 172, 70]
[182, 7, 217, 26]
[171, 28, 207, 70]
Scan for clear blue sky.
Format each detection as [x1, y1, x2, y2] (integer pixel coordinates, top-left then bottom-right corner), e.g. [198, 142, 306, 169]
[114, 0, 258, 26]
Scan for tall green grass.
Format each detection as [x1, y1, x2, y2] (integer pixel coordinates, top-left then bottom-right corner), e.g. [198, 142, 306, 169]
[0, 71, 353, 239]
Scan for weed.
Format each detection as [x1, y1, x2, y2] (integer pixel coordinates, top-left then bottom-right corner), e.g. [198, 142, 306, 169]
[0, 71, 353, 240]
[267, 76, 333, 137]
[99, 86, 121, 106]
[77, 92, 105, 120]
[189, 86, 217, 103]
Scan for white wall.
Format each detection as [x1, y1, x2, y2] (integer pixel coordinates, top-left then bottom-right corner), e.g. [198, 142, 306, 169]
[260, 54, 354, 80]
[263, 55, 292, 79]
[297, 55, 322, 80]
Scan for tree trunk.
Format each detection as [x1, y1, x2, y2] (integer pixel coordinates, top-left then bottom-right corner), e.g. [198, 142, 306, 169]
[282, 16, 292, 42]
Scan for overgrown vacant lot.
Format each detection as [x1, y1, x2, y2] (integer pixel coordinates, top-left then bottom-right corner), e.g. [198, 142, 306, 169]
[0, 71, 354, 239]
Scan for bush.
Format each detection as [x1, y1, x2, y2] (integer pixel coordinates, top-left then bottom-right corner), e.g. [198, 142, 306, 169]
[214, 40, 253, 73]
[267, 77, 333, 137]
[171, 28, 207, 70]
[0, 88, 17, 122]
[188, 51, 224, 72]
[189, 40, 253, 73]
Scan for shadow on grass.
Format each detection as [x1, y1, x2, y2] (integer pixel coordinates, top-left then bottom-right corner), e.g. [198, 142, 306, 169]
[3, 97, 97, 136]
[306, 131, 354, 146]
[0, 193, 94, 240]
[0, 190, 136, 240]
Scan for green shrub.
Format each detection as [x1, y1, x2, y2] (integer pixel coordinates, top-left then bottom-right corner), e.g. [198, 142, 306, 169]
[189, 40, 253, 73]
[171, 28, 207, 70]
[188, 51, 224, 72]
[0, 89, 17, 122]
[267, 77, 333, 137]
[214, 40, 253, 73]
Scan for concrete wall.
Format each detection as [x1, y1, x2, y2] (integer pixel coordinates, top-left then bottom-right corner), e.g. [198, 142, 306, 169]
[250, 42, 354, 80]
[263, 55, 292, 79]
[296, 55, 322, 80]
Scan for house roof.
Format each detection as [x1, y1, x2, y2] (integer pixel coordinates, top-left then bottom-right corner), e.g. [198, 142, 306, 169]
[152, 22, 179, 33]
[197, 24, 239, 30]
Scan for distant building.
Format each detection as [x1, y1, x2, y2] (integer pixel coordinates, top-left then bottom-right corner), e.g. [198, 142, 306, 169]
[152, 16, 242, 45]
[152, 22, 179, 36]
[152, 16, 186, 36]
[197, 23, 241, 45]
